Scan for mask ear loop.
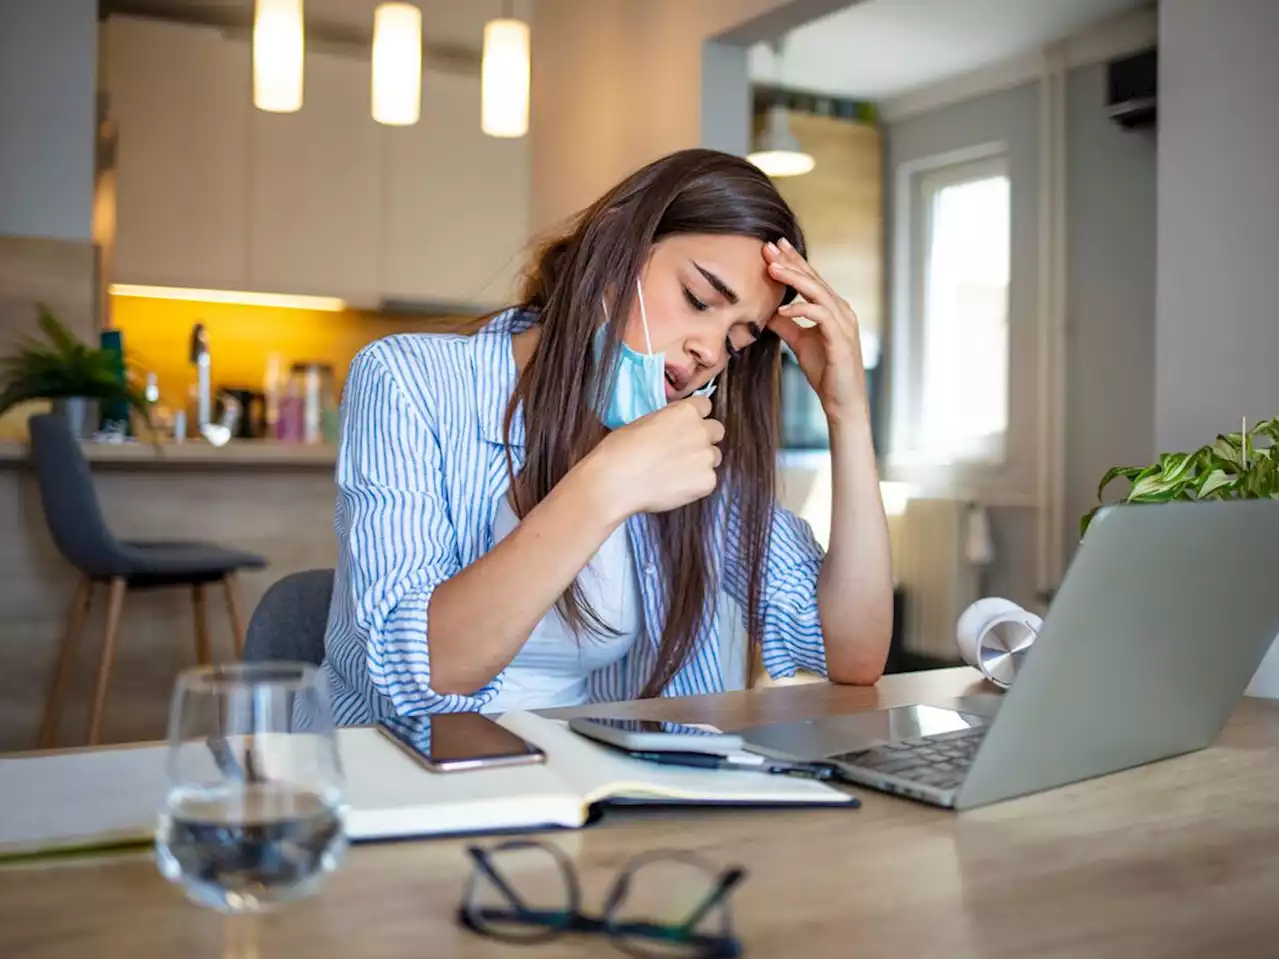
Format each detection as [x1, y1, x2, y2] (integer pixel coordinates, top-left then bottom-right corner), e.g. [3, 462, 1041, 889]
[635, 277, 655, 355]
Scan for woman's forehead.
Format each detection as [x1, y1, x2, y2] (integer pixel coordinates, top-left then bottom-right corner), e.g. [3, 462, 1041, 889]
[651, 233, 785, 311]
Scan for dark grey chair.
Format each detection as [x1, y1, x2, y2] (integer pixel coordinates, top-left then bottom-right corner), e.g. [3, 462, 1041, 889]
[244, 568, 334, 667]
[28, 413, 268, 746]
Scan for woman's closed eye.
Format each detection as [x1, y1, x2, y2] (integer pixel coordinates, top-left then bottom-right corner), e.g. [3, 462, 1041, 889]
[682, 287, 709, 312]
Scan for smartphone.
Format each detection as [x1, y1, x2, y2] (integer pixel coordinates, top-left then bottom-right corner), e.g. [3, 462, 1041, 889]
[567, 716, 745, 754]
[376, 713, 546, 772]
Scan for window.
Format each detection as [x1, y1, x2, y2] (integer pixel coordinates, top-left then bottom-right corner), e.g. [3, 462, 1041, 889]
[892, 151, 1011, 478]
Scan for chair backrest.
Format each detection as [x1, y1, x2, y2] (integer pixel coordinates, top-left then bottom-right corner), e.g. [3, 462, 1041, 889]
[27, 413, 125, 576]
[244, 568, 335, 666]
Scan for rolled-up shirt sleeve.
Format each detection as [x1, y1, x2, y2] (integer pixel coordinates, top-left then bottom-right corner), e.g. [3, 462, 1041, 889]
[723, 499, 828, 679]
[336, 344, 502, 715]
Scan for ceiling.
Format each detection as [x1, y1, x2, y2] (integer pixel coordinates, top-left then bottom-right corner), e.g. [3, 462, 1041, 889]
[748, 0, 1148, 100]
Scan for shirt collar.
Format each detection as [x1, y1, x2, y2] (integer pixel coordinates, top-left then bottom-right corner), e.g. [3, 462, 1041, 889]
[474, 307, 534, 447]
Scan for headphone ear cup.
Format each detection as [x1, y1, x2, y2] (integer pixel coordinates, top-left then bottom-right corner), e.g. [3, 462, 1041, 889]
[956, 598, 1025, 669]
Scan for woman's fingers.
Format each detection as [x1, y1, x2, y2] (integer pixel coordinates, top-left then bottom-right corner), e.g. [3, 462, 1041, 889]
[776, 292, 858, 350]
[767, 260, 830, 304]
[766, 312, 808, 351]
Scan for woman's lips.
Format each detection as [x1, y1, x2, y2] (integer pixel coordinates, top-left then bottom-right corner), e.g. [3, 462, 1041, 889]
[664, 365, 690, 400]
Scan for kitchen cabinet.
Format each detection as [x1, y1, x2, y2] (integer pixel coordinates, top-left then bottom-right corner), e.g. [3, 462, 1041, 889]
[382, 70, 529, 309]
[104, 15, 530, 308]
[106, 17, 251, 291]
[248, 51, 381, 304]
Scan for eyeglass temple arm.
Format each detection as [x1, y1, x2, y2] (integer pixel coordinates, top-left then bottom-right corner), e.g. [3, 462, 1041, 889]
[678, 867, 747, 933]
[467, 848, 535, 914]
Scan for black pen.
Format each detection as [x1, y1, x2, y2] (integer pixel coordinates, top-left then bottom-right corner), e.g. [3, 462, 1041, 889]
[626, 750, 836, 781]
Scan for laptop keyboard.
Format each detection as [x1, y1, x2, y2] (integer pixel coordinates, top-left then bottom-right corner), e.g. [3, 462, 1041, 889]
[828, 725, 988, 792]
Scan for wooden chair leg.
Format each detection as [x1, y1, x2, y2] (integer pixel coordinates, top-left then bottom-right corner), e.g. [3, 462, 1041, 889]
[38, 577, 95, 748]
[87, 577, 127, 746]
[192, 584, 212, 666]
[222, 573, 246, 660]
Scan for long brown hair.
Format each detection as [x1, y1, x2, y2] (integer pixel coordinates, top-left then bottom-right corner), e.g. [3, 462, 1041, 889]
[505, 148, 806, 697]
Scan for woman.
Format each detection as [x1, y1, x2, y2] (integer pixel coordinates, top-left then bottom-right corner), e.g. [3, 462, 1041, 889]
[322, 148, 893, 724]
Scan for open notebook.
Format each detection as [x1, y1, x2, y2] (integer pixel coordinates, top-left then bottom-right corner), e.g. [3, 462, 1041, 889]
[0, 712, 855, 859]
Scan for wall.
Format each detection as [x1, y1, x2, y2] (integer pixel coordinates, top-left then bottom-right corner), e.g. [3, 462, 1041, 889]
[1155, 0, 1278, 697]
[109, 296, 478, 414]
[1063, 62, 1156, 564]
[882, 62, 1159, 608]
[0, 0, 97, 241]
[1155, 0, 1278, 451]
[529, 0, 849, 233]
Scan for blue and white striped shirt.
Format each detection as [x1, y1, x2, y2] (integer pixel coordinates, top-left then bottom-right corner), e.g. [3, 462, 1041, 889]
[321, 309, 828, 725]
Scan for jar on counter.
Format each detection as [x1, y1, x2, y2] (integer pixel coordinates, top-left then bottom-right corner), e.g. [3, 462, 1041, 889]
[278, 362, 337, 445]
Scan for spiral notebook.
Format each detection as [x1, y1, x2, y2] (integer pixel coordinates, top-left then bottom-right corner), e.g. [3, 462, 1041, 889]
[0, 712, 856, 860]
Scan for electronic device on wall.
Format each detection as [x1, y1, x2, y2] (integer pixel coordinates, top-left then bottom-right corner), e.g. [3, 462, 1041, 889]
[1106, 47, 1157, 130]
[955, 598, 1043, 689]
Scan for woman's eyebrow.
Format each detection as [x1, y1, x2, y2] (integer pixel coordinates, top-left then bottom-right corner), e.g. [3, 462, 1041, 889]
[690, 261, 739, 305]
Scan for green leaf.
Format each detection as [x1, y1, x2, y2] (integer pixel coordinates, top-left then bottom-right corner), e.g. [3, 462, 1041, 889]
[1129, 473, 1180, 500]
[1210, 436, 1240, 463]
[1096, 466, 1136, 500]
[1197, 469, 1235, 499]
[1159, 451, 1198, 484]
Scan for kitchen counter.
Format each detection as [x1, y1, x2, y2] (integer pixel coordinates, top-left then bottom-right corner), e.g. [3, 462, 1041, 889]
[0, 438, 338, 470]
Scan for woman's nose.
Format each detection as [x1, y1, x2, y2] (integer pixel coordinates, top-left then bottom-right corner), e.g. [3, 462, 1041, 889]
[686, 333, 723, 370]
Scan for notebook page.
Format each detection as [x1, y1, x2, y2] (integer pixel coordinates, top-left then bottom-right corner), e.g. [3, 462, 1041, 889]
[0, 745, 171, 857]
[339, 725, 585, 840]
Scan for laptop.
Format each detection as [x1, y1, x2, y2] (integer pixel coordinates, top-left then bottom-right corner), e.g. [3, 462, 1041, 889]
[739, 499, 1279, 810]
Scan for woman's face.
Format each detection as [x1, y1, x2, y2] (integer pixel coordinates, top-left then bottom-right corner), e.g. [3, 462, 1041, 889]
[624, 233, 787, 400]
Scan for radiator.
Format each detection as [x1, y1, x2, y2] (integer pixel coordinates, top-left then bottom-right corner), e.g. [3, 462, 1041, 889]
[894, 498, 981, 662]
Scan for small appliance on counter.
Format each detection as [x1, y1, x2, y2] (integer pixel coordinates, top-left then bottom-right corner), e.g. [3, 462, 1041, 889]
[217, 388, 268, 439]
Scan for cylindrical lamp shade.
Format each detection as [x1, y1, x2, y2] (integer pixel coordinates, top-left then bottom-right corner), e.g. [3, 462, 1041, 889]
[254, 0, 305, 113]
[372, 3, 423, 126]
[481, 18, 530, 138]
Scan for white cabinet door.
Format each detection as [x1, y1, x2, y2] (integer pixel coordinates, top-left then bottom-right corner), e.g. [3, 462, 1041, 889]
[249, 51, 381, 303]
[106, 16, 251, 290]
[382, 70, 530, 309]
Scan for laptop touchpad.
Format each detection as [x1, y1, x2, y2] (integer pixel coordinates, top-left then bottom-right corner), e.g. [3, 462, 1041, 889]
[738, 704, 990, 761]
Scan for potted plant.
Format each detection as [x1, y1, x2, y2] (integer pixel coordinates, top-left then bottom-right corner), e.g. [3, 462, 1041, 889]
[1081, 417, 1279, 536]
[1080, 412, 1280, 696]
[0, 305, 151, 438]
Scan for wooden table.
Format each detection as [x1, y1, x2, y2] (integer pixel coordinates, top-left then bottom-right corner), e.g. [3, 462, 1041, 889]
[1, 668, 1275, 958]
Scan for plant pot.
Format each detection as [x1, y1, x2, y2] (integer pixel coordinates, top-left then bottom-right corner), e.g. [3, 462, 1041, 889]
[50, 397, 100, 438]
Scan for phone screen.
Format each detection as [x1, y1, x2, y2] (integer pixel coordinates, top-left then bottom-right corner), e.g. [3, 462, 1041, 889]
[378, 713, 544, 770]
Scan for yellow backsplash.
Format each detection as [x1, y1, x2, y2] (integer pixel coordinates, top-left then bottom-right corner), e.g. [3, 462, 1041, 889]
[110, 296, 484, 408]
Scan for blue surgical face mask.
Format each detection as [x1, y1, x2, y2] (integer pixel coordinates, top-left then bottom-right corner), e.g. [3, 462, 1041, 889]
[594, 278, 716, 430]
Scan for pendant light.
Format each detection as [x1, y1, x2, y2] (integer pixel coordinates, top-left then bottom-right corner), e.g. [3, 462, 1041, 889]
[253, 0, 305, 113]
[747, 38, 814, 178]
[372, 2, 423, 126]
[481, 1, 530, 138]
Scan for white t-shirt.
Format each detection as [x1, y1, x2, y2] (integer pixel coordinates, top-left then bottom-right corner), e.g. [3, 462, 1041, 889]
[480, 493, 641, 711]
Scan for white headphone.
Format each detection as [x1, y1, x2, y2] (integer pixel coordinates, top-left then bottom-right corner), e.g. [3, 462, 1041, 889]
[956, 598, 1043, 689]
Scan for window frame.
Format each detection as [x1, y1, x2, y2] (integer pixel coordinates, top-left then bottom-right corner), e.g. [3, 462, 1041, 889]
[888, 142, 1014, 496]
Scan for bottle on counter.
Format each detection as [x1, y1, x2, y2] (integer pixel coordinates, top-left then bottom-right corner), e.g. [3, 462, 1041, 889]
[275, 376, 304, 443]
[286, 362, 337, 445]
[263, 352, 284, 439]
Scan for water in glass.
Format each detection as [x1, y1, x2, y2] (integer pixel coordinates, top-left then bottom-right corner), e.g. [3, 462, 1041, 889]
[155, 662, 346, 912]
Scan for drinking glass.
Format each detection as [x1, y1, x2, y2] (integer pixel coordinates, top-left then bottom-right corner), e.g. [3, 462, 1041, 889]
[155, 663, 347, 912]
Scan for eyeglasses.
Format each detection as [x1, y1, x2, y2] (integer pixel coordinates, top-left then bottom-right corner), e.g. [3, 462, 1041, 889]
[457, 839, 748, 958]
